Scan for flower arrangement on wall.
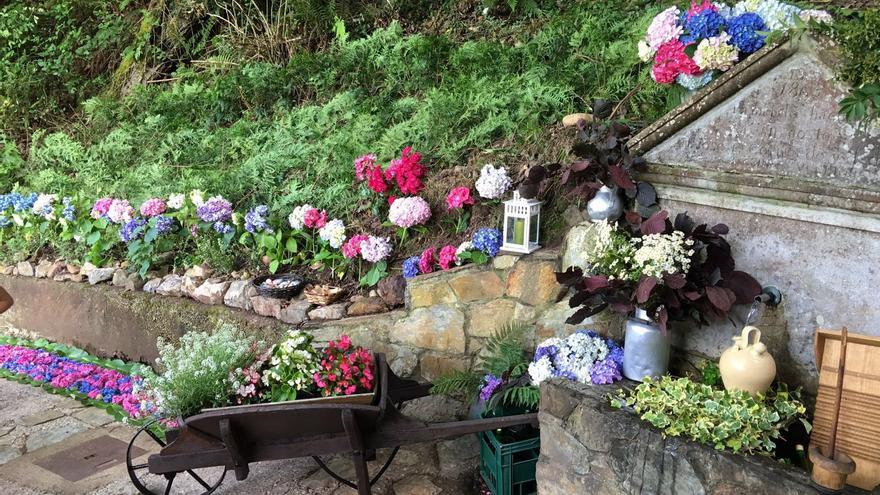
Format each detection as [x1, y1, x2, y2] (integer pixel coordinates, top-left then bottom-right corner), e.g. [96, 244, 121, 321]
[529, 331, 624, 386]
[641, 1, 832, 91]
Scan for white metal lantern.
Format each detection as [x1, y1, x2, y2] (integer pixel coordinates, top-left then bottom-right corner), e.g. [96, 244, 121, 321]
[501, 191, 542, 254]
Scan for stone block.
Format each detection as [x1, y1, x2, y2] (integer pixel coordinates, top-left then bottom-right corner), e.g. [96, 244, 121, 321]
[346, 296, 387, 317]
[192, 279, 230, 305]
[418, 353, 469, 382]
[87, 267, 116, 285]
[184, 264, 212, 279]
[80, 262, 97, 276]
[389, 346, 419, 378]
[34, 260, 53, 279]
[560, 222, 598, 272]
[407, 279, 456, 308]
[390, 305, 466, 353]
[378, 275, 406, 307]
[65, 263, 80, 275]
[279, 300, 312, 325]
[392, 475, 441, 495]
[46, 261, 66, 280]
[251, 296, 283, 319]
[181, 276, 201, 298]
[308, 303, 348, 321]
[111, 269, 128, 287]
[467, 299, 516, 337]
[16, 262, 33, 277]
[507, 258, 565, 306]
[448, 270, 505, 302]
[143, 278, 163, 293]
[1, 266, 13, 275]
[224, 280, 256, 311]
[437, 435, 479, 478]
[492, 254, 518, 270]
[54, 273, 84, 283]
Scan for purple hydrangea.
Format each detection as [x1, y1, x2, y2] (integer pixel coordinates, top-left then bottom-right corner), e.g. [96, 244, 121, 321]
[727, 13, 766, 54]
[607, 339, 624, 368]
[244, 205, 272, 233]
[479, 375, 503, 402]
[154, 215, 175, 234]
[589, 356, 623, 385]
[472, 228, 502, 257]
[119, 217, 147, 243]
[213, 221, 233, 234]
[402, 256, 421, 279]
[680, 10, 726, 44]
[197, 196, 233, 223]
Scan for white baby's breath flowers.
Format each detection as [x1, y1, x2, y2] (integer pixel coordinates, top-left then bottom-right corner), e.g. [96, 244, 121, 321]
[631, 230, 695, 279]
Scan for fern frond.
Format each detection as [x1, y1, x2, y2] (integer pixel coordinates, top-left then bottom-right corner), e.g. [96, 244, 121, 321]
[430, 370, 480, 399]
[478, 321, 531, 377]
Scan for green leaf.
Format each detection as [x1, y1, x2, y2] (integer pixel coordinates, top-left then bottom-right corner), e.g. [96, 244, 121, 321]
[269, 260, 280, 273]
[86, 231, 101, 245]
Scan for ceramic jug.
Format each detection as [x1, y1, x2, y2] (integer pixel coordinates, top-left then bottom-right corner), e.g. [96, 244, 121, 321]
[719, 326, 776, 396]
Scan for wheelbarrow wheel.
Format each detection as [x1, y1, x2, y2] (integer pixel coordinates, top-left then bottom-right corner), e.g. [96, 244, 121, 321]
[127, 420, 227, 495]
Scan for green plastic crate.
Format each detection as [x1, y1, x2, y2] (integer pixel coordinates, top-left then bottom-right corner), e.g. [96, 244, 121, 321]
[478, 426, 540, 495]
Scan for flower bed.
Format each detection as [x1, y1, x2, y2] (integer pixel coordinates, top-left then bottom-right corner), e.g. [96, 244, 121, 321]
[0, 335, 155, 422]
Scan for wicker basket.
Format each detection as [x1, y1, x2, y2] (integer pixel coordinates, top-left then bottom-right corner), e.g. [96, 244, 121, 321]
[252, 273, 305, 299]
[304, 284, 344, 305]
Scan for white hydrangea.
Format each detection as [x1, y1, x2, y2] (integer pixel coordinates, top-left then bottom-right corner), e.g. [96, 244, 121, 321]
[556, 333, 609, 384]
[528, 356, 555, 386]
[733, 0, 801, 30]
[318, 218, 346, 248]
[167, 193, 185, 209]
[288, 204, 313, 230]
[637, 40, 655, 63]
[189, 189, 205, 207]
[475, 164, 512, 199]
[800, 9, 832, 24]
[631, 230, 695, 279]
[32, 194, 57, 218]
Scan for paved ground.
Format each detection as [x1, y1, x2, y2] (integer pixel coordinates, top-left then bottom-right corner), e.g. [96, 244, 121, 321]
[0, 379, 477, 494]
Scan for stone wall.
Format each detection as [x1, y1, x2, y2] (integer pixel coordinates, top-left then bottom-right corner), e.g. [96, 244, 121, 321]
[536, 379, 830, 495]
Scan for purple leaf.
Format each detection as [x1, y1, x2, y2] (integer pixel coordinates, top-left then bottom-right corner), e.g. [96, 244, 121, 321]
[721, 271, 762, 304]
[556, 267, 584, 286]
[705, 286, 733, 312]
[609, 165, 636, 191]
[663, 273, 687, 289]
[711, 223, 730, 235]
[636, 276, 659, 304]
[584, 275, 611, 293]
[641, 210, 669, 235]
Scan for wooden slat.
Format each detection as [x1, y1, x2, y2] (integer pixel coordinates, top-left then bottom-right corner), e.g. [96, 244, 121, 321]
[813, 329, 880, 491]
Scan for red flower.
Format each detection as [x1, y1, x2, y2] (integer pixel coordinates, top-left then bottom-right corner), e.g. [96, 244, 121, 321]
[652, 40, 701, 85]
[303, 208, 328, 229]
[438, 245, 458, 270]
[419, 247, 435, 274]
[445, 187, 474, 210]
[385, 147, 426, 195]
[367, 165, 388, 194]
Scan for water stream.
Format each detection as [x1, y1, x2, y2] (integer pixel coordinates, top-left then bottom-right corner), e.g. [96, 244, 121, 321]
[744, 300, 763, 327]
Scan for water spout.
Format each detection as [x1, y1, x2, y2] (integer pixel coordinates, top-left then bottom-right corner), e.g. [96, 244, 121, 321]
[745, 286, 782, 326]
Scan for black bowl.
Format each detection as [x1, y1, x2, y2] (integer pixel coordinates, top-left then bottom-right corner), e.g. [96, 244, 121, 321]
[252, 273, 305, 299]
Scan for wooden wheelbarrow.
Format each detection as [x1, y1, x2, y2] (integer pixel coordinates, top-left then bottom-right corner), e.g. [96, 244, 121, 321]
[126, 354, 538, 495]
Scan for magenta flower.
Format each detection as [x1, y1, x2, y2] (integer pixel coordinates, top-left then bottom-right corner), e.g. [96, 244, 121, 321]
[303, 208, 328, 229]
[91, 197, 113, 219]
[419, 247, 435, 274]
[354, 154, 377, 182]
[139, 198, 167, 217]
[445, 187, 474, 210]
[438, 245, 457, 270]
[342, 234, 370, 259]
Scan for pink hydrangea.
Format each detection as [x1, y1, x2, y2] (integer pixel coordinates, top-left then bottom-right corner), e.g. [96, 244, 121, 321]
[446, 187, 474, 210]
[646, 6, 684, 50]
[91, 197, 113, 219]
[303, 208, 329, 229]
[388, 196, 431, 228]
[438, 245, 457, 270]
[354, 154, 377, 182]
[385, 147, 426, 195]
[139, 197, 167, 217]
[652, 40, 701, 85]
[360, 236, 393, 263]
[107, 199, 134, 224]
[419, 247, 435, 274]
[686, 0, 716, 17]
[342, 234, 370, 259]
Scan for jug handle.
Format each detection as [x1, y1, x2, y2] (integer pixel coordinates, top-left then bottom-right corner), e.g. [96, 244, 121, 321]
[740, 326, 761, 347]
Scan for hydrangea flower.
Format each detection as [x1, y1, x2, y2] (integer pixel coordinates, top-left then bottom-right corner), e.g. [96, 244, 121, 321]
[13, 192, 37, 213]
[418, 248, 435, 274]
[388, 196, 431, 228]
[360, 236, 392, 263]
[120, 217, 147, 243]
[139, 198, 166, 217]
[529, 331, 624, 386]
[472, 228, 502, 257]
[303, 208, 329, 229]
[727, 13, 767, 54]
[402, 256, 421, 279]
[167, 193, 185, 209]
[455, 241, 474, 258]
[676, 71, 715, 91]
[318, 219, 347, 249]
[652, 39, 701, 85]
[288, 204, 314, 230]
[354, 154, 378, 182]
[91, 197, 113, 219]
[245, 205, 272, 234]
[438, 245, 457, 270]
[213, 221, 233, 234]
[32, 194, 57, 218]
[446, 187, 474, 210]
[694, 33, 739, 71]
[367, 166, 388, 194]
[342, 234, 369, 259]
[384, 147, 426, 195]
[646, 6, 684, 49]
[590, 356, 623, 384]
[800, 9, 832, 24]
[107, 199, 134, 224]
[155, 215, 175, 234]
[475, 164, 512, 200]
[479, 375, 503, 402]
[61, 197, 75, 222]
[197, 196, 233, 223]
[680, 9, 726, 44]
[638, 40, 656, 62]
[189, 189, 205, 207]
[737, 0, 800, 30]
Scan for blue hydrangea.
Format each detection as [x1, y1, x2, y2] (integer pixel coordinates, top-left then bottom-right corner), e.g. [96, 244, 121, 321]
[680, 10, 726, 44]
[61, 197, 76, 222]
[213, 221, 233, 234]
[154, 215, 175, 234]
[13, 192, 37, 212]
[472, 228, 502, 257]
[244, 205, 272, 233]
[402, 256, 420, 279]
[0, 215, 9, 228]
[727, 13, 767, 54]
[676, 71, 714, 91]
[119, 217, 147, 243]
[0, 194, 14, 211]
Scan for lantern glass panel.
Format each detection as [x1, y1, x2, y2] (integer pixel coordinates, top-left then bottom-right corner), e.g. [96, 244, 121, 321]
[529, 211, 539, 243]
[506, 216, 525, 246]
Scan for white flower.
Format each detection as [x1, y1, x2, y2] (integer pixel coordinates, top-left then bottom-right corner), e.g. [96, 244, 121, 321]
[318, 218, 346, 248]
[189, 189, 205, 207]
[475, 164, 512, 199]
[167, 193, 185, 209]
[637, 40, 655, 63]
[800, 9, 832, 24]
[529, 357, 554, 386]
[32, 194, 57, 219]
[287, 204, 313, 230]
[631, 230, 693, 279]
[455, 241, 474, 265]
[360, 235, 393, 263]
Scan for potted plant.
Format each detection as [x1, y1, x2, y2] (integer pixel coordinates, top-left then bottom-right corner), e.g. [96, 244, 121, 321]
[556, 211, 762, 381]
[431, 323, 540, 495]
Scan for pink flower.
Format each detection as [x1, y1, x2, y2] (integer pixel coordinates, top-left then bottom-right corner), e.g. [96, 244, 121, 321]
[354, 154, 377, 182]
[139, 198, 167, 217]
[342, 234, 370, 259]
[367, 166, 388, 194]
[107, 199, 134, 224]
[419, 248, 435, 274]
[652, 40, 701, 85]
[686, 0, 716, 17]
[385, 147, 426, 195]
[303, 208, 328, 229]
[388, 196, 431, 228]
[445, 187, 474, 210]
[438, 245, 457, 270]
[91, 197, 113, 219]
